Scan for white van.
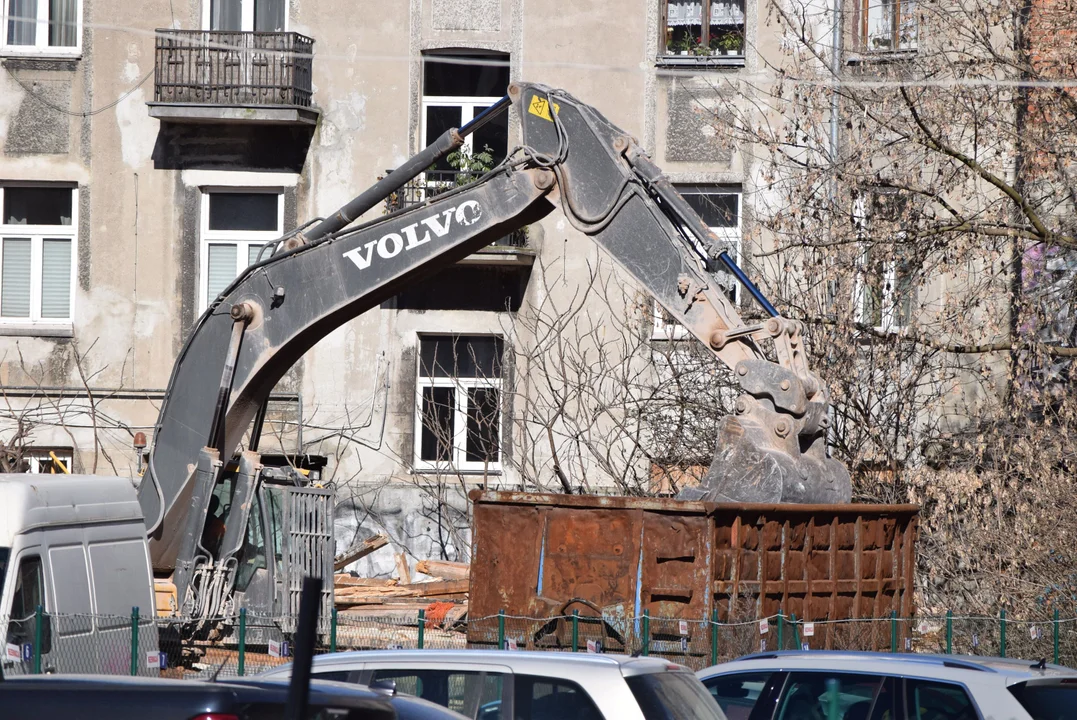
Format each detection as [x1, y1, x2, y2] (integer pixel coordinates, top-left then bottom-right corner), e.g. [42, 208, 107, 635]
[0, 474, 159, 675]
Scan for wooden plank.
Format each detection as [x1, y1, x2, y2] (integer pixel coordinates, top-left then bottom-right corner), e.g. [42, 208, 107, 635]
[399, 579, 469, 596]
[334, 576, 398, 588]
[333, 533, 389, 571]
[415, 560, 470, 580]
[395, 553, 412, 585]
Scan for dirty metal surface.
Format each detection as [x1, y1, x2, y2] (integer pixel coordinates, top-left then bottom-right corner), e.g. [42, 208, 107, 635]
[468, 491, 918, 650]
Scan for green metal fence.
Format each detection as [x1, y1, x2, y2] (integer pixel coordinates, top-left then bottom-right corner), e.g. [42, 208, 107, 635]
[5, 608, 1077, 678]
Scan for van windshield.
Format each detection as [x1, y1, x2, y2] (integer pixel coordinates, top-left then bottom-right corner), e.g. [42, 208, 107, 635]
[0, 547, 8, 598]
[626, 671, 729, 720]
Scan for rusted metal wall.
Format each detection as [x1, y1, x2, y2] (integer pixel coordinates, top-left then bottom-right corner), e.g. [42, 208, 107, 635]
[467, 491, 917, 650]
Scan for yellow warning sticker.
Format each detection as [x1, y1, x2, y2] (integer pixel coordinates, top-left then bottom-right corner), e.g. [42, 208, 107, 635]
[527, 95, 560, 122]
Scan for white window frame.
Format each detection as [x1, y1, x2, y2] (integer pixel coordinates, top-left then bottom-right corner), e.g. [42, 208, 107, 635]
[413, 335, 503, 475]
[0, 183, 77, 330]
[201, 0, 289, 32]
[21, 447, 72, 473]
[653, 187, 742, 341]
[1, 0, 82, 57]
[198, 188, 283, 312]
[852, 195, 913, 333]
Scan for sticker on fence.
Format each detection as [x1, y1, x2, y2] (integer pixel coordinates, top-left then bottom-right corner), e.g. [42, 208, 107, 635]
[760, 639, 766, 652]
[159, 651, 168, 670]
[803, 623, 815, 637]
[679, 620, 689, 636]
[22, 643, 32, 662]
[1030, 625, 1042, 640]
[680, 637, 688, 653]
[587, 639, 602, 653]
[802, 642, 810, 651]
[148, 651, 162, 669]
[905, 638, 912, 651]
[269, 640, 291, 658]
[759, 619, 769, 635]
[506, 638, 518, 651]
[4, 643, 20, 662]
[972, 634, 979, 647]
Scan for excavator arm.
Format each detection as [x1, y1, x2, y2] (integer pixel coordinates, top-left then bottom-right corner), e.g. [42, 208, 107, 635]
[138, 82, 850, 611]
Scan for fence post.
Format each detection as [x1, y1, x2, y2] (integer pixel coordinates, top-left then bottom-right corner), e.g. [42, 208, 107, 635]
[237, 608, 247, 676]
[826, 678, 840, 720]
[330, 607, 338, 653]
[1000, 609, 1007, 658]
[710, 609, 718, 666]
[946, 610, 953, 654]
[778, 611, 785, 650]
[498, 609, 505, 650]
[418, 609, 426, 650]
[33, 605, 43, 675]
[791, 613, 801, 649]
[890, 611, 897, 653]
[572, 610, 579, 652]
[1054, 608, 1060, 665]
[130, 607, 140, 676]
[642, 610, 650, 656]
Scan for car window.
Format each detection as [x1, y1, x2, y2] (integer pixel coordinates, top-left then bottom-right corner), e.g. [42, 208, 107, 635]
[312, 669, 355, 683]
[626, 671, 728, 720]
[703, 672, 774, 720]
[514, 674, 602, 720]
[904, 680, 977, 720]
[777, 673, 884, 720]
[369, 669, 503, 719]
[1008, 681, 1077, 720]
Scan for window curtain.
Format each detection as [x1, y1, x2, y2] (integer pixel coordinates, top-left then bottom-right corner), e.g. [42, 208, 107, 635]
[206, 244, 237, 306]
[666, 0, 702, 25]
[1, 238, 31, 318]
[711, 0, 745, 25]
[48, 0, 76, 47]
[40, 239, 71, 318]
[7, 0, 37, 45]
[254, 0, 285, 32]
[210, 0, 241, 31]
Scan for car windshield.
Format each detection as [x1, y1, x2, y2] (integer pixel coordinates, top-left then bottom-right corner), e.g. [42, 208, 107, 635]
[1008, 681, 1077, 719]
[0, 547, 9, 599]
[626, 671, 729, 720]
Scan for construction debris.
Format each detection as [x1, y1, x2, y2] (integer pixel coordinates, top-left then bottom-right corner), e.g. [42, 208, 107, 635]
[333, 533, 389, 571]
[415, 560, 469, 580]
[395, 552, 412, 584]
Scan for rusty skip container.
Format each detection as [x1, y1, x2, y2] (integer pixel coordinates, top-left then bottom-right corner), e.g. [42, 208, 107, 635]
[467, 491, 917, 653]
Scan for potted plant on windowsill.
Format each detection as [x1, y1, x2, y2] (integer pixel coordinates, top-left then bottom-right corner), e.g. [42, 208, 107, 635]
[715, 30, 744, 56]
[673, 34, 694, 55]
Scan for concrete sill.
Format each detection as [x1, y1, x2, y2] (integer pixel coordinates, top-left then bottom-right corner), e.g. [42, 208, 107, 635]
[147, 103, 320, 126]
[846, 49, 918, 65]
[410, 468, 503, 478]
[656, 54, 745, 69]
[0, 324, 74, 338]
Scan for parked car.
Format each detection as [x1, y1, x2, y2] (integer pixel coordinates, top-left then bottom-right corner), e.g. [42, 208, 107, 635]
[257, 649, 727, 720]
[0, 672, 465, 720]
[696, 650, 1077, 720]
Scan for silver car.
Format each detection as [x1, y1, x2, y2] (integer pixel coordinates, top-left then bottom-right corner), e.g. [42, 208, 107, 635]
[697, 650, 1077, 720]
[259, 649, 727, 720]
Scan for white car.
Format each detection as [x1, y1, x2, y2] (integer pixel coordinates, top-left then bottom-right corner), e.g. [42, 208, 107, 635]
[696, 650, 1077, 720]
[258, 648, 726, 720]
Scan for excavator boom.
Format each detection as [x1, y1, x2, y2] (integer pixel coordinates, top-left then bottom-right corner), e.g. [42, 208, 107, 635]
[138, 82, 850, 615]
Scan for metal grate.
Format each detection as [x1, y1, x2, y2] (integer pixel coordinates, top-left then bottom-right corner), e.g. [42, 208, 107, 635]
[153, 30, 314, 107]
[281, 485, 333, 634]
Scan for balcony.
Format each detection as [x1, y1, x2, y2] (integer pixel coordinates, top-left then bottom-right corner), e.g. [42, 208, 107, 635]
[385, 170, 533, 265]
[147, 30, 318, 126]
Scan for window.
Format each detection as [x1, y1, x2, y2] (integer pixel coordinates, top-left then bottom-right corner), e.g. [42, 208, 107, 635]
[776, 673, 886, 720]
[653, 186, 741, 340]
[6, 554, 43, 646]
[702, 672, 774, 720]
[2, 0, 80, 54]
[514, 675, 603, 720]
[857, 0, 917, 52]
[8, 447, 72, 473]
[904, 679, 976, 720]
[853, 192, 916, 332]
[367, 669, 503, 719]
[1009, 682, 1077, 718]
[204, 0, 286, 32]
[415, 335, 503, 473]
[200, 190, 283, 310]
[421, 52, 509, 176]
[0, 185, 76, 328]
[626, 672, 729, 720]
[661, 0, 745, 57]
[48, 545, 91, 635]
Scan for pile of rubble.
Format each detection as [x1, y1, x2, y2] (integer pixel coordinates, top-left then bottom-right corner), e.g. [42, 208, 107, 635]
[331, 534, 469, 636]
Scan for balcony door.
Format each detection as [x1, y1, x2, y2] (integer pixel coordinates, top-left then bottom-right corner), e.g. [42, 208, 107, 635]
[206, 0, 286, 32]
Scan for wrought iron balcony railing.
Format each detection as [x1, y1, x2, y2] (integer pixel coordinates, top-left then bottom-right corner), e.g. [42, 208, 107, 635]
[384, 170, 528, 249]
[153, 29, 314, 108]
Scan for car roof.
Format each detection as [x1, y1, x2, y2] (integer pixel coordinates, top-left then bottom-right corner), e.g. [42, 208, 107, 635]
[262, 649, 687, 679]
[697, 651, 1077, 685]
